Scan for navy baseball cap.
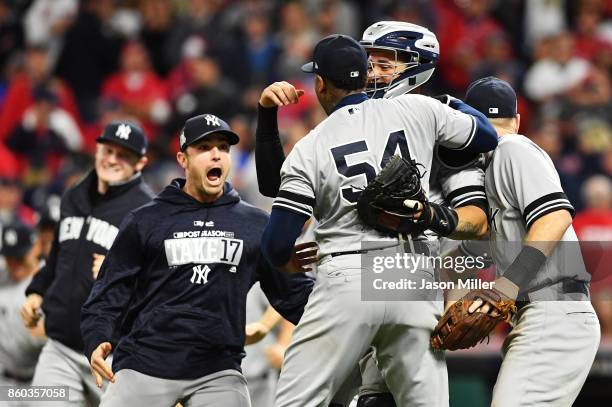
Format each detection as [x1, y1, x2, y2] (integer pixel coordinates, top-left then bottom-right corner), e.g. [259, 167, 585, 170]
[465, 76, 517, 118]
[1, 221, 35, 258]
[301, 34, 368, 90]
[97, 121, 148, 157]
[180, 114, 239, 151]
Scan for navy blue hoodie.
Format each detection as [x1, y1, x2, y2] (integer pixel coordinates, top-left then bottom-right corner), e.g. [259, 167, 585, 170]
[81, 179, 313, 380]
[26, 170, 154, 352]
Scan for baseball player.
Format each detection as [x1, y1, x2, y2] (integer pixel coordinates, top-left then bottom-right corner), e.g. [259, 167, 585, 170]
[20, 121, 154, 406]
[458, 77, 600, 406]
[80, 114, 314, 407]
[255, 22, 490, 407]
[0, 221, 45, 397]
[259, 34, 497, 406]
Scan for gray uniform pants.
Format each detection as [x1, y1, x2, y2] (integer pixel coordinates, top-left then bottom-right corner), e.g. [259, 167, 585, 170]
[30, 338, 107, 406]
[100, 369, 250, 407]
[492, 300, 600, 406]
[275, 254, 448, 407]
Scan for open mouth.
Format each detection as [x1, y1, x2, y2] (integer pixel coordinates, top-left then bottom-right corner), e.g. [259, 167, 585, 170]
[207, 168, 222, 182]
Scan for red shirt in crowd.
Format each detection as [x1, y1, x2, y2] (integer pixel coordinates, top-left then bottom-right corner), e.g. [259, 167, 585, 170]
[0, 75, 80, 141]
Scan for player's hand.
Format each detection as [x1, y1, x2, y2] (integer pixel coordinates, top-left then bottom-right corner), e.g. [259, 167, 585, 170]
[90, 342, 114, 388]
[467, 277, 519, 316]
[20, 293, 43, 328]
[282, 241, 318, 273]
[245, 322, 272, 345]
[444, 287, 470, 312]
[265, 343, 287, 370]
[92, 253, 105, 280]
[259, 81, 304, 108]
[433, 94, 461, 108]
[403, 199, 425, 219]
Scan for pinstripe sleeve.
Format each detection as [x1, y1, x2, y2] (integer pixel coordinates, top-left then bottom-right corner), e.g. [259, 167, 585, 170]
[497, 138, 575, 229]
[273, 137, 316, 218]
[438, 165, 487, 209]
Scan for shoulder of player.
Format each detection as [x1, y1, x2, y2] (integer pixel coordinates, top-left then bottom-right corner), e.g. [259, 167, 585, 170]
[232, 200, 269, 224]
[495, 134, 546, 158]
[366, 93, 430, 106]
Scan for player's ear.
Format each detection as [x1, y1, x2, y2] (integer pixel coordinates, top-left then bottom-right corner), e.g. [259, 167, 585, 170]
[176, 151, 188, 170]
[315, 75, 325, 94]
[134, 156, 148, 172]
[515, 114, 521, 133]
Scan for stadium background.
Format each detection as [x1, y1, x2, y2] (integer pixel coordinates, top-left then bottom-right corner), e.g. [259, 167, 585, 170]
[0, 0, 610, 405]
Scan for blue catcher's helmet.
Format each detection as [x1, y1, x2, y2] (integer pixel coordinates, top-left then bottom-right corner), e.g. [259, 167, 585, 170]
[360, 21, 440, 99]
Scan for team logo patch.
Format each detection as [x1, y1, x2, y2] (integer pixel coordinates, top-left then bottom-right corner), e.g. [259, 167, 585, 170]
[204, 114, 221, 127]
[180, 131, 186, 148]
[115, 124, 131, 140]
[350, 71, 359, 78]
[489, 107, 499, 114]
[190, 264, 211, 284]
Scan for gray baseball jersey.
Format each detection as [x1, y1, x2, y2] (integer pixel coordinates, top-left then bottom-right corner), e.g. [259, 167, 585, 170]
[0, 276, 45, 379]
[484, 134, 600, 407]
[486, 135, 590, 290]
[275, 93, 476, 256]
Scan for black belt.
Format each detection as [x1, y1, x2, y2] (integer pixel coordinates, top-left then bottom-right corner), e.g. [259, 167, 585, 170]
[3, 369, 33, 383]
[517, 280, 588, 303]
[330, 241, 430, 258]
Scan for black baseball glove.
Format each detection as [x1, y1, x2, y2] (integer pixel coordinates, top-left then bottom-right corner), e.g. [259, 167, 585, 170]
[357, 155, 459, 236]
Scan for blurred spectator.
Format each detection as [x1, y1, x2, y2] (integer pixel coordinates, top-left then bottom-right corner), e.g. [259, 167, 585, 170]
[0, 45, 80, 142]
[530, 119, 587, 208]
[523, 32, 591, 102]
[574, 175, 612, 339]
[309, 0, 360, 38]
[165, 0, 247, 85]
[32, 194, 60, 262]
[0, 221, 45, 388]
[139, 0, 177, 77]
[524, 0, 567, 52]
[239, 11, 282, 86]
[23, 0, 78, 66]
[101, 40, 170, 139]
[574, 175, 612, 241]
[6, 84, 82, 181]
[573, 3, 612, 69]
[0, 0, 24, 79]
[0, 176, 35, 226]
[435, 0, 507, 92]
[166, 36, 239, 138]
[276, 2, 318, 79]
[54, 0, 125, 122]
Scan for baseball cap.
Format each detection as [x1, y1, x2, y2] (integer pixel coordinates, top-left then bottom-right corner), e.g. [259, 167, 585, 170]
[0, 221, 35, 258]
[465, 76, 517, 118]
[301, 34, 368, 90]
[179, 114, 239, 151]
[96, 121, 148, 157]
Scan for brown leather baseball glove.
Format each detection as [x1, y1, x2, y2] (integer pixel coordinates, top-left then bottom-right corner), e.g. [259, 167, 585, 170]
[431, 288, 517, 351]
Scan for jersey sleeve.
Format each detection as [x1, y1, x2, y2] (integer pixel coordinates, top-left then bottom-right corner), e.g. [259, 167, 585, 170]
[273, 137, 316, 218]
[497, 139, 575, 229]
[80, 212, 143, 360]
[438, 164, 486, 209]
[426, 97, 476, 150]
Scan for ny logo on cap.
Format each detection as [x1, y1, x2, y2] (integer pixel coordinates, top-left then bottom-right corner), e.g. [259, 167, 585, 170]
[5, 229, 17, 246]
[115, 124, 132, 140]
[179, 131, 186, 148]
[204, 114, 220, 127]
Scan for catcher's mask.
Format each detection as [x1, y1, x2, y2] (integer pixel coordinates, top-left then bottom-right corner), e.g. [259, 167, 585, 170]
[360, 21, 440, 99]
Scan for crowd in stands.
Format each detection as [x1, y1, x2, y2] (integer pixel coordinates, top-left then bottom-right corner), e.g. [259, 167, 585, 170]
[0, 0, 610, 333]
